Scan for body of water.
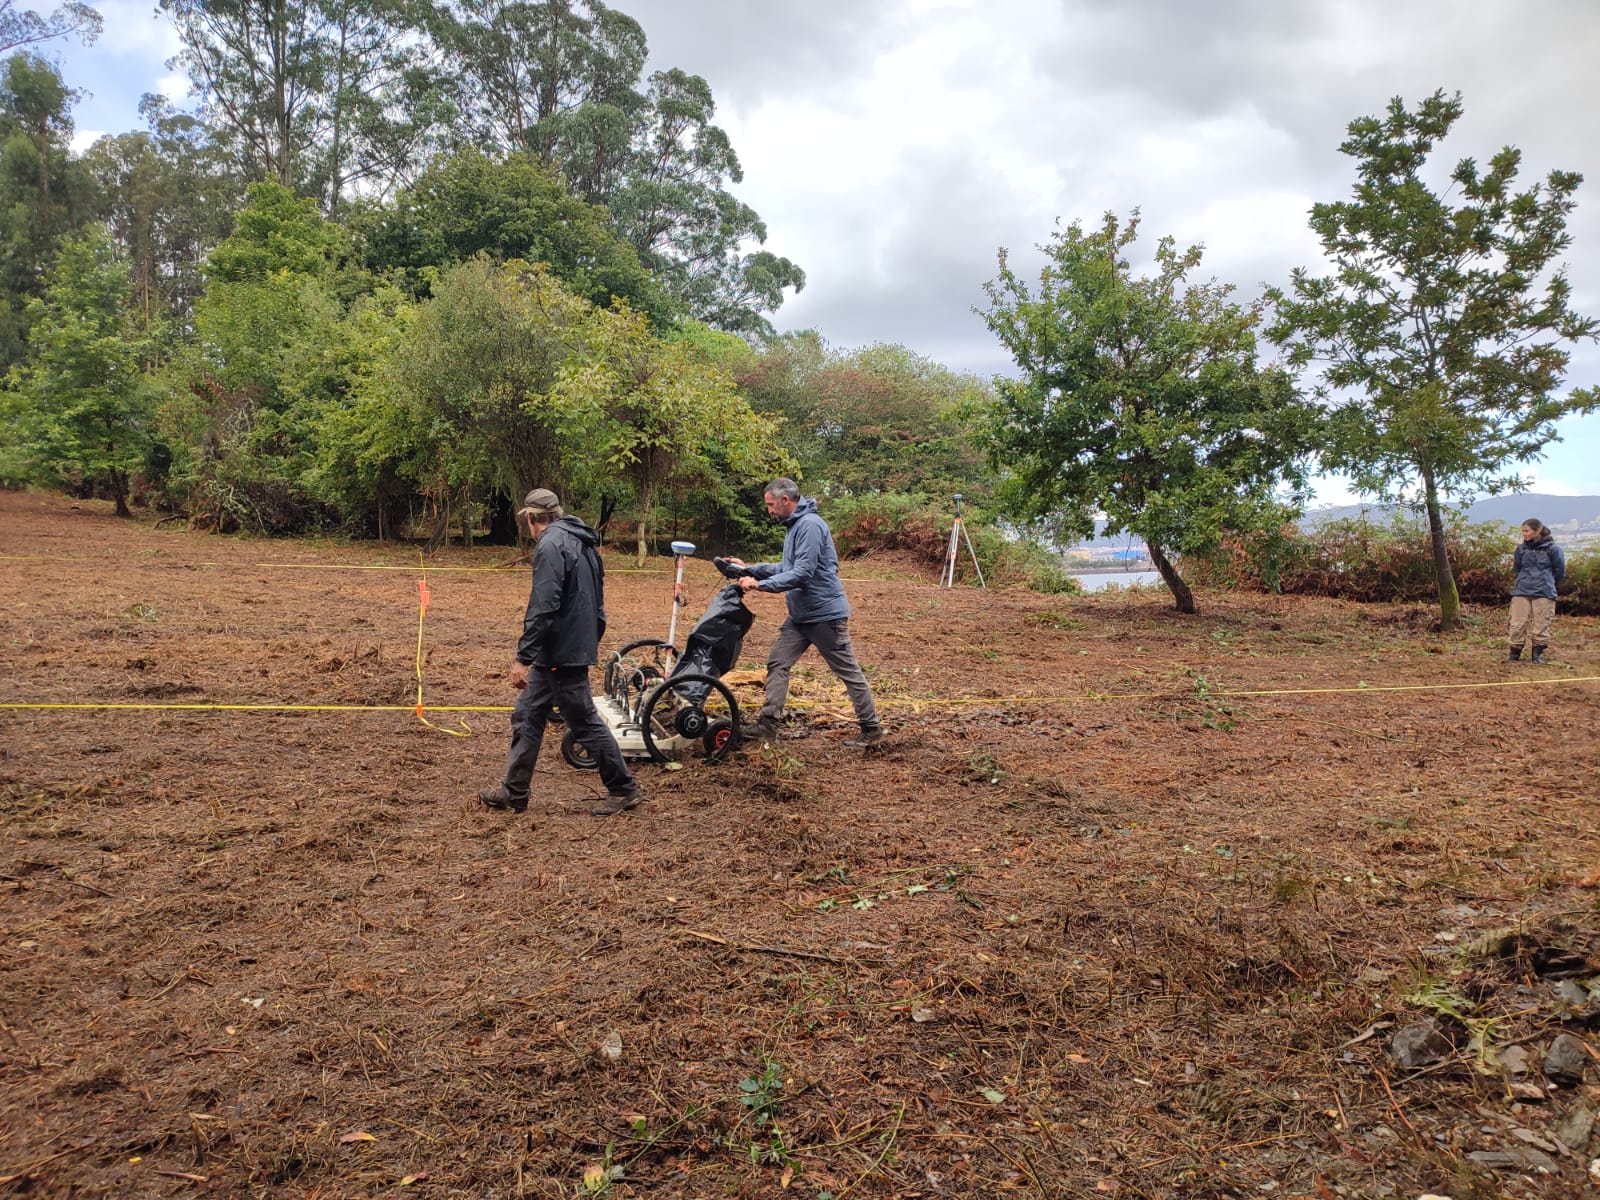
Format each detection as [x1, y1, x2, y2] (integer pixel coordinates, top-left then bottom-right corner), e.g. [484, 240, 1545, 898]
[1069, 570, 1161, 593]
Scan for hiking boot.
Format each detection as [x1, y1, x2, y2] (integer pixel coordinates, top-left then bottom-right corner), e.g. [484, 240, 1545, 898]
[1506, 647, 1522, 662]
[746, 719, 781, 748]
[844, 726, 885, 748]
[1531, 645, 1547, 663]
[479, 784, 528, 813]
[591, 789, 642, 817]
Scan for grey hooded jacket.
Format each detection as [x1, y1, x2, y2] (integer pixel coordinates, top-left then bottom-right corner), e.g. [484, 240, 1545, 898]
[745, 497, 851, 623]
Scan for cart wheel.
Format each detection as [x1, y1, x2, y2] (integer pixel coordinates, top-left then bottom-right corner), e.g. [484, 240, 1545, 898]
[702, 720, 736, 763]
[604, 638, 678, 706]
[639, 673, 741, 765]
[561, 728, 598, 770]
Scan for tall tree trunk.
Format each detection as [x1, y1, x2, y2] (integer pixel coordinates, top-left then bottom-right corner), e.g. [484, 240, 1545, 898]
[110, 468, 131, 518]
[273, 0, 292, 186]
[1421, 464, 1461, 631]
[1148, 539, 1196, 614]
[326, 0, 348, 214]
[635, 480, 654, 566]
[423, 496, 450, 554]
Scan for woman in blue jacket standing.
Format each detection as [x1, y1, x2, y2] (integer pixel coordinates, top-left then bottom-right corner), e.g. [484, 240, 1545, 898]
[1507, 518, 1565, 663]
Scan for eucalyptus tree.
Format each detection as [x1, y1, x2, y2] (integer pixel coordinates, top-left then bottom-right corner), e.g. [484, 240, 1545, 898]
[980, 211, 1316, 614]
[436, 0, 802, 334]
[0, 53, 95, 368]
[0, 0, 101, 54]
[83, 97, 243, 341]
[159, 0, 449, 208]
[1268, 91, 1599, 631]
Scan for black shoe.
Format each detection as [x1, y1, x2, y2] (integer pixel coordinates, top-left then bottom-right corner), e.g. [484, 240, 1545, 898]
[844, 727, 885, 748]
[1506, 647, 1522, 662]
[591, 790, 642, 816]
[479, 785, 528, 813]
[745, 720, 781, 748]
[1531, 646, 1547, 663]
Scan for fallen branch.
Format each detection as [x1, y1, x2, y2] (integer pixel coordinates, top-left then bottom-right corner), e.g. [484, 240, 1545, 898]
[677, 928, 839, 963]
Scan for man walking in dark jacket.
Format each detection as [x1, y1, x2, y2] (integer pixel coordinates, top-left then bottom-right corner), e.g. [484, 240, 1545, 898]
[726, 478, 884, 748]
[479, 488, 641, 817]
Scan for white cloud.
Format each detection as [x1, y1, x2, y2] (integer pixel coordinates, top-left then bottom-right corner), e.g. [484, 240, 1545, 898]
[155, 72, 192, 102]
[1522, 474, 1582, 497]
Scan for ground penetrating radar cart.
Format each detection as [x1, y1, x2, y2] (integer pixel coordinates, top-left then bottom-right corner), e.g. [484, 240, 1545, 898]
[560, 542, 754, 770]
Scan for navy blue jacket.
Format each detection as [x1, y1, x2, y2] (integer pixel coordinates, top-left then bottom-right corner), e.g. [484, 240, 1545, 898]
[746, 497, 851, 623]
[516, 517, 607, 667]
[1511, 536, 1564, 600]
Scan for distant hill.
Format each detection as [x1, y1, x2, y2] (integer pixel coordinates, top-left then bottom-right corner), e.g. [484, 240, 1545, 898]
[1304, 494, 1600, 532]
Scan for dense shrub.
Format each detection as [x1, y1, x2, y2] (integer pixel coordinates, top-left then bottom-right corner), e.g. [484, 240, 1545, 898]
[826, 493, 1076, 591]
[1561, 552, 1600, 616]
[1189, 514, 1598, 614]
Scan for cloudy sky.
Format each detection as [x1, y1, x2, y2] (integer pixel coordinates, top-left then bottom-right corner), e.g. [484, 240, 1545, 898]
[45, 0, 1600, 502]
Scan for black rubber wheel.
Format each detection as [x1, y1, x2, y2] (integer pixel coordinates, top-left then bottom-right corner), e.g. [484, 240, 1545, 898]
[639, 673, 741, 765]
[561, 728, 598, 770]
[604, 638, 678, 706]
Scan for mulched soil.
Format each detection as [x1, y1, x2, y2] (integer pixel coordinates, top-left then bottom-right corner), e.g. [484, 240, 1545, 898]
[2, 488, 1598, 1200]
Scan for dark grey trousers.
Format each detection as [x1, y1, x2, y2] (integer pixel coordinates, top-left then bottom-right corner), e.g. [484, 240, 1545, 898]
[760, 617, 880, 731]
[502, 665, 634, 800]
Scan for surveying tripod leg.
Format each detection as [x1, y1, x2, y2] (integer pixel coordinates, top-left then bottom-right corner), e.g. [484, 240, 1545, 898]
[958, 519, 986, 588]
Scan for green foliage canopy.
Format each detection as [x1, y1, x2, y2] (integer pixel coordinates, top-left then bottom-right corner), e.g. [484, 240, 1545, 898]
[980, 211, 1317, 613]
[6, 224, 152, 514]
[1267, 90, 1600, 630]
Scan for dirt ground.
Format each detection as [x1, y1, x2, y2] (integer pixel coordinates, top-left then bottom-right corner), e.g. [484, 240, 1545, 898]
[2, 488, 1599, 1200]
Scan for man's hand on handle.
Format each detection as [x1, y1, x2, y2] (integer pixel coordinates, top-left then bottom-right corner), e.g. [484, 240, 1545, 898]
[511, 662, 530, 690]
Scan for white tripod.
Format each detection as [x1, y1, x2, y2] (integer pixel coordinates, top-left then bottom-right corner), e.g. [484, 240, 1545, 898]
[942, 493, 986, 588]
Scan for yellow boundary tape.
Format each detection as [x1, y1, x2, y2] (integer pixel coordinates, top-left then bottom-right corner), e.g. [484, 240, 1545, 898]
[2, 674, 1595, 717]
[4, 552, 1595, 728]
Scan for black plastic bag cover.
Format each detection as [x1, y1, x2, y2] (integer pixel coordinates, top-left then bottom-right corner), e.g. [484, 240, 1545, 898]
[670, 584, 755, 697]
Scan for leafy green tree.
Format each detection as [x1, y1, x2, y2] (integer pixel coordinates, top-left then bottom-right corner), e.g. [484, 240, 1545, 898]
[1, 0, 101, 54]
[302, 281, 418, 537]
[554, 300, 791, 561]
[351, 256, 596, 542]
[158, 181, 347, 530]
[979, 211, 1316, 614]
[1267, 90, 1599, 631]
[735, 332, 992, 502]
[206, 178, 345, 281]
[354, 147, 672, 320]
[0, 53, 96, 368]
[7, 225, 152, 515]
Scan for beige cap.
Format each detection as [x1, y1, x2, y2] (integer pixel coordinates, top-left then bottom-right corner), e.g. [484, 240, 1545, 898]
[517, 488, 561, 517]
